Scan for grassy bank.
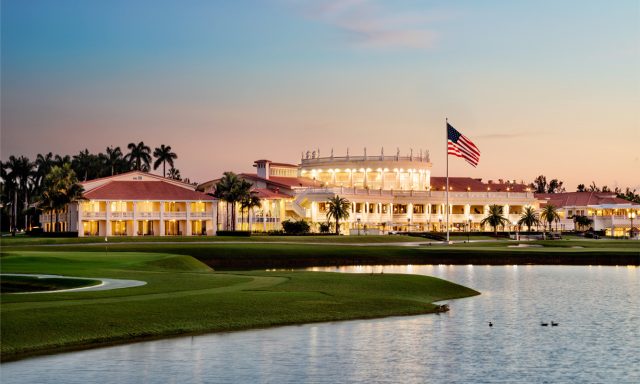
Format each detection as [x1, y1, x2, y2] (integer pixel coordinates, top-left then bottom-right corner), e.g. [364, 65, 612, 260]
[5, 239, 638, 268]
[0, 251, 478, 362]
[0, 234, 425, 247]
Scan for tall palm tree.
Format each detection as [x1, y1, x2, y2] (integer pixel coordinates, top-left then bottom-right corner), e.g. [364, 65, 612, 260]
[42, 164, 84, 232]
[240, 193, 261, 232]
[126, 142, 152, 171]
[103, 146, 124, 176]
[480, 204, 510, 236]
[518, 206, 540, 232]
[153, 145, 178, 178]
[34, 152, 54, 193]
[326, 195, 351, 235]
[72, 149, 102, 181]
[4, 155, 35, 234]
[540, 204, 560, 234]
[573, 215, 593, 231]
[53, 154, 71, 167]
[214, 172, 250, 231]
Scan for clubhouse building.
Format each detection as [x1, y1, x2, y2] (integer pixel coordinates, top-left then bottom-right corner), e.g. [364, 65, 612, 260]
[41, 171, 216, 236]
[42, 150, 639, 237]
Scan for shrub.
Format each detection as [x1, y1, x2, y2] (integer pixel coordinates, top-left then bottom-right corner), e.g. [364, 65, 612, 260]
[281, 219, 311, 235]
[318, 222, 331, 234]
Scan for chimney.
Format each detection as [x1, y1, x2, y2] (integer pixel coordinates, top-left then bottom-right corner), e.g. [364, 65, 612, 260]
[254, 160, 271, 180]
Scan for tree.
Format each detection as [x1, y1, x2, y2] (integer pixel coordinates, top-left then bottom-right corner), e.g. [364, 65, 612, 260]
[153, 145, 178, 178]
[103, 146, 126, 176]
[326, 195, 351, 235]
[540, 204, 560, 234]
[240, 193, 261, 232]
[576, 184, 586, 192]
[573, 215, 593, 232]
[547, 179, 565, 193]
[4, 155, 35, 234]
[518, 206, 540, 232]
[167, 167, 182, 181]
[530, 175, 564, 193]
[126, 142, 152, 171]
[480, 204, 510, 236]
[531, 175, 547, 193]
[214, 172, 250, 231]
[72, 149, 101, 181]
[41, 164, 84, 232]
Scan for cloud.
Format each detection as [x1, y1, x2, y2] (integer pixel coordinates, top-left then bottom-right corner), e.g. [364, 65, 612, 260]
[283, 0, 452, 50]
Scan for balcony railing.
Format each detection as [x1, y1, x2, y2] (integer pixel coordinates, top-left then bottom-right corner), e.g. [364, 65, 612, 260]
[190, 211, 213, 219]
[80, 212, 106, 219]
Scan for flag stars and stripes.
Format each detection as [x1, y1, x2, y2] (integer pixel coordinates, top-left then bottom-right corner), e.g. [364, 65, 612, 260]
[447, 123, 480, 167]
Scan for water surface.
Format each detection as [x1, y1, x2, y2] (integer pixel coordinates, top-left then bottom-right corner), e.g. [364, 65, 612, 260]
[2, 265, 638, 383]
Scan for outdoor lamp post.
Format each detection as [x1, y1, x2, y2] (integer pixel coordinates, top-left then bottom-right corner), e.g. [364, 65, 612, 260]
[512, 221, 519, 241]
[438, 215, 443, 232]
[467, 216, 473, 243]
[357, 216, 361, 236]
[407, 218, 411, 233]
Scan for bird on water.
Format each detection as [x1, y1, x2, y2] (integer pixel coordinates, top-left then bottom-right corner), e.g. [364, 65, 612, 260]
[540, 322, 549, 326]
[488, 322, 493, 327]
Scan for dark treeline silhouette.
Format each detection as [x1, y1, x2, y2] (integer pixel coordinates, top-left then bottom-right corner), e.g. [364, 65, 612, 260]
[0, 142, 184, 233]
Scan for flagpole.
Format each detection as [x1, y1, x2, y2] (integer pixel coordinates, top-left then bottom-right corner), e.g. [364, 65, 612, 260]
[446, 117, 450, 243]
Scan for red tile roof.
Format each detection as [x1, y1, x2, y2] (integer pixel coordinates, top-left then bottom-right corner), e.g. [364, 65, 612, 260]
[430, 177, 529, 192]
[239, 173, 317, 189]
[83, 181, 215, 201]
[252, 188, 293, 199]
[535, 192, 638, 207]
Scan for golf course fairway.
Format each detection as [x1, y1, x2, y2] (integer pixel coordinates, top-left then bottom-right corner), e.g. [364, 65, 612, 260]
[0, 250, 479, 361]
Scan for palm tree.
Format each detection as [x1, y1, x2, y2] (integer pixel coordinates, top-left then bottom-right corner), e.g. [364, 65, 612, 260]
[34, 152, 54, 193]
[42, 164, 84, 232]
[153, 145, 178, 177]
[326, 195, 351, 235]
[573, 215, 593, 231]
[214, 172, 250, 231]
[126, 142, 152, 171]
[72, 149, 101, 181]
[540, 205, 560, 235]
[480, 204, 510, 236]
[518, 206, 540, 232]
[4, 155, 35, 234]
[240, 193, 261, 232]
[167, 167, 181, 180]
[103, 146, 124, 176]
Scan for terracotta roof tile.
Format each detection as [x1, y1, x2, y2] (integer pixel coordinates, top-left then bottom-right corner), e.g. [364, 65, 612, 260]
[83, 181, 215, 201]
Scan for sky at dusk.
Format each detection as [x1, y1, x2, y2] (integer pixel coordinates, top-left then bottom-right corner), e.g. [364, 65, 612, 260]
[2, 0, 639, 189]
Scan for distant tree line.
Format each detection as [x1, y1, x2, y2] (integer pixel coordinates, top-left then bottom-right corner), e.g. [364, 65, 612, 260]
[0, 142, 186, 233]
[531, 175, 639, 203]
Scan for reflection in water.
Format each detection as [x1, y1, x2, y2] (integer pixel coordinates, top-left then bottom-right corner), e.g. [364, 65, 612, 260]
[2, 266, 639, 383]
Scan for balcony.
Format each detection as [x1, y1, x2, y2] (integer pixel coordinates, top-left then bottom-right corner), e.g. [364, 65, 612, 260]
[190, 211, 213, 219]
[80, 212, 106, 220]
[110, 211, 133, 219]
[164, 211, 187, 219]
[137, 211, 161, 219]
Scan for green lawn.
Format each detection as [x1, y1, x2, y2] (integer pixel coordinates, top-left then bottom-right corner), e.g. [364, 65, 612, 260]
[0, 234, 426, 246]
[0, 250, 478, 361]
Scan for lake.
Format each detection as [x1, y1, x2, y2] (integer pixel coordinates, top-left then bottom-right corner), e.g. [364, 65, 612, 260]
[2, 265, 639, 383]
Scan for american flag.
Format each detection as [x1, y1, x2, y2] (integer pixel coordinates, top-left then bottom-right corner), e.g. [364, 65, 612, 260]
[447, 123, 480, 167]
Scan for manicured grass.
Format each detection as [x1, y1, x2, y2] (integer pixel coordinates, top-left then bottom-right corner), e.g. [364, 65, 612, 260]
[0, 251, 478, 361]
[0, 234, 426, 246]
[0, 275, 102, 293]
[4, 238, 637, 268]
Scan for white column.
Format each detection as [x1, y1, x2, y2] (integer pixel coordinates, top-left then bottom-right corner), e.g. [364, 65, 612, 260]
[77, 202, 84, 237]
[159, 201, 165, 236]
[105, 200, 112, 237]
[186, 201, 192, 236]
[132, 201, 138, 237]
